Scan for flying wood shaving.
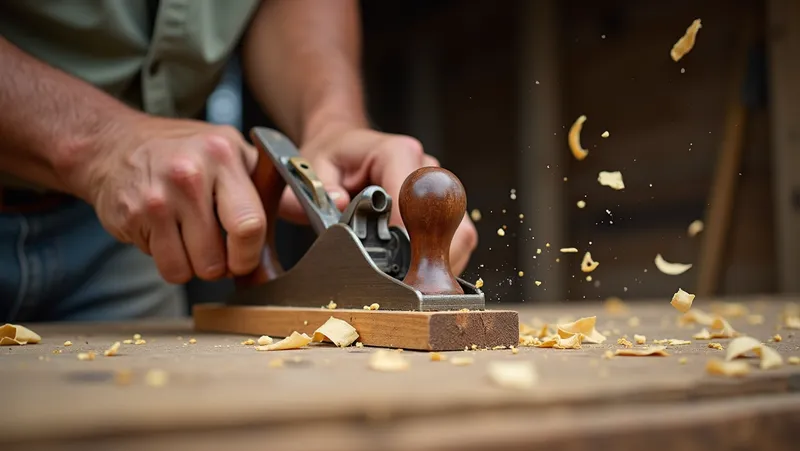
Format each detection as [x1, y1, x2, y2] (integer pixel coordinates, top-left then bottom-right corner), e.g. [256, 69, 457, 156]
[487, 361, 538, 390]
[601, 131, 610, 138]
[655, 254, 693, 275]
[255, 331, 312, 351]
[671, 19, 702, 62]
[615, 346, 669, 357]
[560, 247, 579, 253]
[451, 356, 475, 366]
[475, 278, 484, 289]
[0, 323, 41, 346]
[706, 358, 749, 377]
[670, 288, 695, 313]
[312, 317, 359, 347]
[104, 342, 121, 357]
[687, 219, 704, 237]
[604, 297, 629, 314]
[568, 115, 589, 160]
[557, 316, 607, 344]
[598, 171, 625, 190]
[581, 252, 599, 273]
[369, 350, 409, 372]
[710, 302, 749, 318]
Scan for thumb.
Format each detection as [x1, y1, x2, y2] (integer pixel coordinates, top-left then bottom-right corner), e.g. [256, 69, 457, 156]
[277, 157, 350, 224]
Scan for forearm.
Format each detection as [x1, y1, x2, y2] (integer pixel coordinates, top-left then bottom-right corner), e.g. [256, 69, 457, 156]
[241, 0, 369, 145]
[0, 36, 141, 196]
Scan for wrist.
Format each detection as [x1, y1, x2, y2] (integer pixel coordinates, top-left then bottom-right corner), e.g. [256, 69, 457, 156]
[300, 95, 370, 146]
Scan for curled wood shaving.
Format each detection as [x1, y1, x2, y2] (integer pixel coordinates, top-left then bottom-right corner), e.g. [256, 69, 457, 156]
[312, 317, 359, 347]
[0, 323, 41, 346]
[706, 358, 749, 377]
[451, 356, 475, 366]
[655, 254, 693, 275]
[104, 342, 121, 357]
[710, 317, 739, 339]
[615, 346, 669, 357]
[557, 316, 606, 344]
[598, 171, 625, 190]
[369, 350, 409, 372]
[255, 331, 312, 351]
[581, 252, 599, 273]
[687, 219, 704, 237]
[487, 361, 538, 390]
[257, 336, 273, 346]
[670, 288, 695, 313]
[725, 336, 783, 370]
[568, 115, 589, 161]
[759, 345, 783, 370]
[671, 19, 702, 62]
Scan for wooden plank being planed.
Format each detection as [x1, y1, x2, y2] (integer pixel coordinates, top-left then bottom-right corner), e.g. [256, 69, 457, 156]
[192, 304, 519, 351]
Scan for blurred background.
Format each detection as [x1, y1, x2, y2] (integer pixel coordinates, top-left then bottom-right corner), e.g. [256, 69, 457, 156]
[191, 0, 798, 309]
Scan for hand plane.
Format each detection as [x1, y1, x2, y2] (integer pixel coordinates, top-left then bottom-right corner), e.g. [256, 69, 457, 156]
[228, 127, 485, 312]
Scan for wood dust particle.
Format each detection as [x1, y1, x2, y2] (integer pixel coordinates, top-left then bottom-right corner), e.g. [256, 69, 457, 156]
[123, 339, 133, 345]
[470, 209, 482, 222]
[497, 228, 505, 237]
[534, 280, 542, 286]
[577, 200, 586, 209]
[451, 356, 474, 366]
[77, 352, 96, 361]
[545, 243, 550, 248]
[560, 247, 578, 253]
[597, 171, 625, 190]
[326, 301, 337, 309]
[581, 252, 599, 273]
[687, 220, 704, 237]
[671, 19, 702, 62]
[601, 131, 610, 138]
[634, 334, 646, 345]
[475, 278, 484, 288]
[134, 339, 146, 345]
[52, 349, 62, 354]
[241, 339, 255, 345]
[188, 338, 197, 344]
[708, 343, 724, 350]
[788, 357, 800, 365]
[356, 342, 364, 348]
[617, 338, 633, 348]
[511, 346, 519, 355]
[257, 336, 273, 346]
[430, 352, 447, 361]
[104, 342, 121, 357]
[63, 341, 72, 347]
[145, 369, 168, 387]
[536, 248, 542, 254]
[772, 334, 782, 342]
[518, 271, 524, 277]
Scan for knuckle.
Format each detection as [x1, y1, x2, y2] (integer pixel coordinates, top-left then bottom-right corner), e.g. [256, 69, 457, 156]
[167, 157, 204, 195]
[394, 136, 425, 160]
[202, 133, 238, 165]
[143, 189, 169, 216]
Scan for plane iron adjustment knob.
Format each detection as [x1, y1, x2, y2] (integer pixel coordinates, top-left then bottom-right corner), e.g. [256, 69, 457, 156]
[398, 167, 466, 295]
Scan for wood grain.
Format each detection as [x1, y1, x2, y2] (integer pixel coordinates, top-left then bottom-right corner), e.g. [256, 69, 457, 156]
[193, 304, 519, 351]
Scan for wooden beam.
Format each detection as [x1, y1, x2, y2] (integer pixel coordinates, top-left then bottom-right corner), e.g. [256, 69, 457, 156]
[516, 0, 565, 302]
[767, 0, 800, 293]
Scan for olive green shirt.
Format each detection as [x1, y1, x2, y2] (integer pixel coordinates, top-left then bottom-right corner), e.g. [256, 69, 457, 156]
[0, 0, 261, 189]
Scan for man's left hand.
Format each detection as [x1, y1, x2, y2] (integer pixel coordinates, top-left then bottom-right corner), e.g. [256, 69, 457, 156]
[277, 124, 478, 276]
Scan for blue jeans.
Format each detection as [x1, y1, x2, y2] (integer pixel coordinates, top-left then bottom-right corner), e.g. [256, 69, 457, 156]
[0, 199, 186, 322]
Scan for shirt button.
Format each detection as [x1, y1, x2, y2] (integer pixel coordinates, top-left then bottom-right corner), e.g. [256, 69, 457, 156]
[149, 59, 161, 76]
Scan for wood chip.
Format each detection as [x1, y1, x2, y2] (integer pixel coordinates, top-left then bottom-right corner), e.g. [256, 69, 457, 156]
[104, 342, 121, 357]
[670, 288, 695, 313]
[257, 336, 273, 346]
[598, 171, 625, 190]
[0, 323, 41, 346]
[668, 339, 691, 345]
[312, 317, 359, 347]
[617, 338, 633, 348]
[77, 352, 96, 361]
[487, 361, 538, 390]
[451, 356, 475, 366]
[255, 331, 312, 351]
[727, 337, 761, 360]
[687, 219, 704, 237]
[693, 329, 712, 340]
[655, 254, 692, 275]
[706, 358, 749, 377]
[325, 301, 337, 310]
[634, 334, 646, 345]
[581, 252, 599, 273]
[430, 352, 447, 361]
[134, 339, 146, 345]
[355, 342, 364, 348]
[496, 228, 505, 237]
[708, 342, 724, 350]
[369, 350, 409, 372]
[601, 131, 610, 138]
[63, 341, 72, 347]
[560, 247, 579, 253]
[568, 115, 589, 161]
[557, 316, 607, 344]
[123, 339, 133, 344]
[772, 334, 782, 343]
[615, 346, 669, 357]
[788, 356, 800, 365]
[241, 339, 255, 345]
[709, 317, 739, 339]
[671, 19, 702, 62]
[368, 303, 380, 310]
[144, 369, 168, 387]
[475, 278, 484, 289]
[188, 338, 197, 344]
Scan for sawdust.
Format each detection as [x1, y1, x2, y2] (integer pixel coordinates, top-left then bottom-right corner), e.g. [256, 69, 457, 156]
[77, 352, 96, 361]
[104, 342, 121, 357]
[430, 352, 447, 361]
[617, 338, 633, 348]
[475, 278, 484, 289]
[708, 342, 724, 350]
[64, 341, 72, 347]
[577, 200, 586, 209]
[241, 339, 256, 345]
[634, 334, 646, 345]
[601, 131, 610, 138]
[257, 336, 273, 346]
[470, 209, 482, 222]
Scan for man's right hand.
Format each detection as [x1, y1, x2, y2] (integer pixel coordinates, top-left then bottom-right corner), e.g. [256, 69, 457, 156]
[78, 116, 267, 284]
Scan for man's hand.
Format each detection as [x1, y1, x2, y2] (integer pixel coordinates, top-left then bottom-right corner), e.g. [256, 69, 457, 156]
[278, 124, 479, 275]
[76, 116, 266, 284]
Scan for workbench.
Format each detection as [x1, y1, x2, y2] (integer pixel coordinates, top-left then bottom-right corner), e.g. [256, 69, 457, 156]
[2, 299, 799, 451]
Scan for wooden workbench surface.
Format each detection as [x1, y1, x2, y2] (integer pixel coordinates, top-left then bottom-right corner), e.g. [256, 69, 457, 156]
[2, 298, 799, 451]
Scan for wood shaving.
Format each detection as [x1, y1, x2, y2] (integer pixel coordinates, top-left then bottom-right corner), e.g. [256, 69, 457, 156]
[634, 334, 646, 345]
[534, 280, 542, 286]
[687, 219, 704, 237]
[470, 209, 482, 222]
[746, 314, 765, 325]
[581, 252, 599, 273]
[560, 247, 579, 253]
[241, 339, 255, 345]
[134, 339, 146, 345]
[671, 19, 702, 62]
[256, 331, 312, 351]
[133, 334, 142, 340]
[627, 317, 640, 327]
[475, 278, 484, 289]
[557, 316, 607, 344]
[709, 302, 748, 318]
[601, 131, 610, 138]
[355, 342, 364, 348]
[77, 352, 96, 361]
[670, 288, 695, 313]
[568, 115, 589, 161]
[369, 303, 380, 310]
[144, 369, 168, 387]
[312, 317, 359, 347]
[577, 200, 586, 209]
[487, 361, 538, 390]
[369, 350, 410, 372]
[617, 338, 633, 348]
[710, 317, 739, 339]
[496, 228, 505, 237]
[726, 336, 762, 360]
[668, 339, 691, 345]
[64, 341, 72, 347]
[655, 254, 693, 275]
[188, 338, 197, 344]
[759, 345, 783, 370]
[257, 336, 273, 346]
[325, 301, 337, 310]
[585, 275, 592, 282]
[511, 346, 519, 355]
[0, 323, 41, 346]
[653, 339, 668, 345]
[706, 358, 749, 377]
[123, 339, 133, 344]
[518, 271, 524, 277]
[680, 309, 716, 326]
[430, 352, 447, 361]
[519, 334, 540, 347]
[615, 346, 669, 357]
[708, 342, 724, 350]
[104, 342, 121, 357]
[450, 356, 475, 366]
[604, 297, 629, 314]
[788, 356, 800, 365]
[785, 316, 800, 330]
[598, 171, 625, 190]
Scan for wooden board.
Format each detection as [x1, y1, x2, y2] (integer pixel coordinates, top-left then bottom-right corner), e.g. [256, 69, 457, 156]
[192, 304, 520, 351]
[2, 299, 799, 450]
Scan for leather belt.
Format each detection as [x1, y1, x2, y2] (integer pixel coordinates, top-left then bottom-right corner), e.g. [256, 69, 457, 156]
[0, 187, 74, 214]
